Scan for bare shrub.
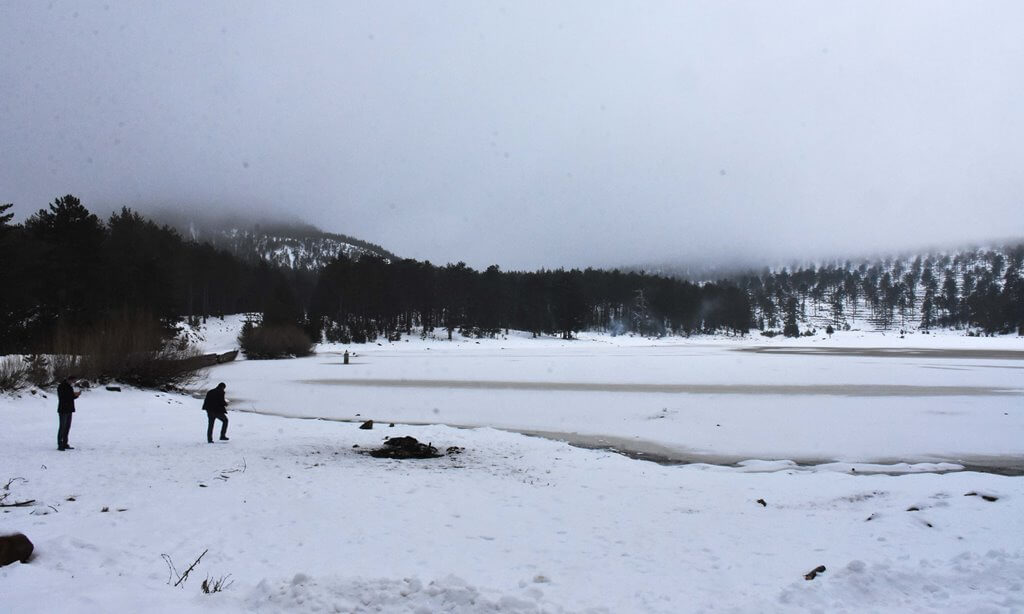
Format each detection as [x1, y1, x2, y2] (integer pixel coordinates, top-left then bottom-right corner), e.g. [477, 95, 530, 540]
[52, 313, 209, 387]
[22, 355, 50, 386]
[119, 344, 208, 388]
[0, 357, 27, 391]
[239, 324, 314, 359]
[49, 353, 81, 384]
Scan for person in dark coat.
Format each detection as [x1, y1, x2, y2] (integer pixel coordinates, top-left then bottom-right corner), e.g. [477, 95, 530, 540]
[56, 376, 80, 451]
[203, 382, 229, 443]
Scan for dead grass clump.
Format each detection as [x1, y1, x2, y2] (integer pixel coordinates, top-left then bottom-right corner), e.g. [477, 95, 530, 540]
[0, 357, 27, 391]
[202, 574, 234, 594]
[52, 313, 209, 387]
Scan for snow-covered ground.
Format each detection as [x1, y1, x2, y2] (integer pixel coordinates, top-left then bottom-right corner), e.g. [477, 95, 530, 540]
[2, 318, 1024, 612]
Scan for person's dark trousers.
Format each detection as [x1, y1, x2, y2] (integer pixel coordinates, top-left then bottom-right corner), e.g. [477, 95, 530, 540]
[57, 413, 73, 450]
[206, 411, 228, 442]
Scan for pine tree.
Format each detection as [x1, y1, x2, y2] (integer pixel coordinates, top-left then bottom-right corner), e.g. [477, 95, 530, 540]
[24, 195, 107, 332]
[783, 297, 800, 337]
[939, 269, 959, 325]
[0, 203, 14, 230]
[830, 288, 845, 327]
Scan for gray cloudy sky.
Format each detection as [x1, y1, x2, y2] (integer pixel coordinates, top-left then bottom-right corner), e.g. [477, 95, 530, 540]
[2, 2, 1023, 270]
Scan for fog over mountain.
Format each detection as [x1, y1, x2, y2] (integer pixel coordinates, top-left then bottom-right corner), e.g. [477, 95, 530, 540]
[3, 2, 1023, 270]
[143, 205, 398, 269]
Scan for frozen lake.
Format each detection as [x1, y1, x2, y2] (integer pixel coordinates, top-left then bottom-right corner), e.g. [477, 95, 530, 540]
[218, 332, 1024, 471]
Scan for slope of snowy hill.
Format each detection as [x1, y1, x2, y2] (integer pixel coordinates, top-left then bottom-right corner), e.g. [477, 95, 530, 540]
[148, 208, 396, 270]
[202, 225, 396, 270]
[652, 243, 1024, 334]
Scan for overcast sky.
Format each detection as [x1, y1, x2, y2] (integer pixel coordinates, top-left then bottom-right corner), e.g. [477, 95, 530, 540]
[2, 2, 1023, 270]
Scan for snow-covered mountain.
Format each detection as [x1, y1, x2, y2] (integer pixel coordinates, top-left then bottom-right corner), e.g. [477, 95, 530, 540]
[149, 209, 396, 270]
[191, 223, 396, 270]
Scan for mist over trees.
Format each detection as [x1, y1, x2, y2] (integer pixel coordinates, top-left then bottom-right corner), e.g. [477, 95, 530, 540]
[307, 257, 751, 344]
[0, 197, 751, 354]
[141, 205, 397, 269]
[0, 197, 277, 353]
[735, 248, 1024, 335]
[3, 196, 1021, 358]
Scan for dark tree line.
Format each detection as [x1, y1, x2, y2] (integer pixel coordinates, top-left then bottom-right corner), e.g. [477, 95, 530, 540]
[0, 197, 298, 353]
[735, 247, 1024, 335]
[1, 195, 770, 354]
[307, 256, 751, 343]
[5, 197, 1021, 356]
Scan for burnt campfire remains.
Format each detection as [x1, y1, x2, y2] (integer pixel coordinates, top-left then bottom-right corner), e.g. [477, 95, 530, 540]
[367, 436, 464, 460]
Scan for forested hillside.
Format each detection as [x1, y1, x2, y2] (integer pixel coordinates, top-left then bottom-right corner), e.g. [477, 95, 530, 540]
[149, 208, 397, 269]
[0, 197, 298, 353]
[0, 197, 751, 355]
[4, 196, 1021, 357]
[733, 247, 1024, 335]
[308, 258, 751, 343]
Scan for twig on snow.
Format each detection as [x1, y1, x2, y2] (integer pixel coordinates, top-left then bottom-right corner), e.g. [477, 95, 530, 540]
[174, 549, 208, 587]
[0, 477, 30, 506]
[162, 549, 209, 588]
[161, 554, 179, 585]
[3, 477, 26, 491]
[215, 458, 248, 480]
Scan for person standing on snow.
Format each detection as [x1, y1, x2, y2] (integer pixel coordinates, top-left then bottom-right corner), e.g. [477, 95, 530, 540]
[56, 375, 80, 451]
[203, 382, 230, 443]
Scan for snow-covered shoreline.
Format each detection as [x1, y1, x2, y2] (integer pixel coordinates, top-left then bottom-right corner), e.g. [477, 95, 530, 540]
[191, 317, 1024, 467]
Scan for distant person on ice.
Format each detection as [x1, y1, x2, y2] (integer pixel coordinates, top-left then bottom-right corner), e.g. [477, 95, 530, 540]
[203, 382, 230, 443]
[56, 375, 80, 451]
